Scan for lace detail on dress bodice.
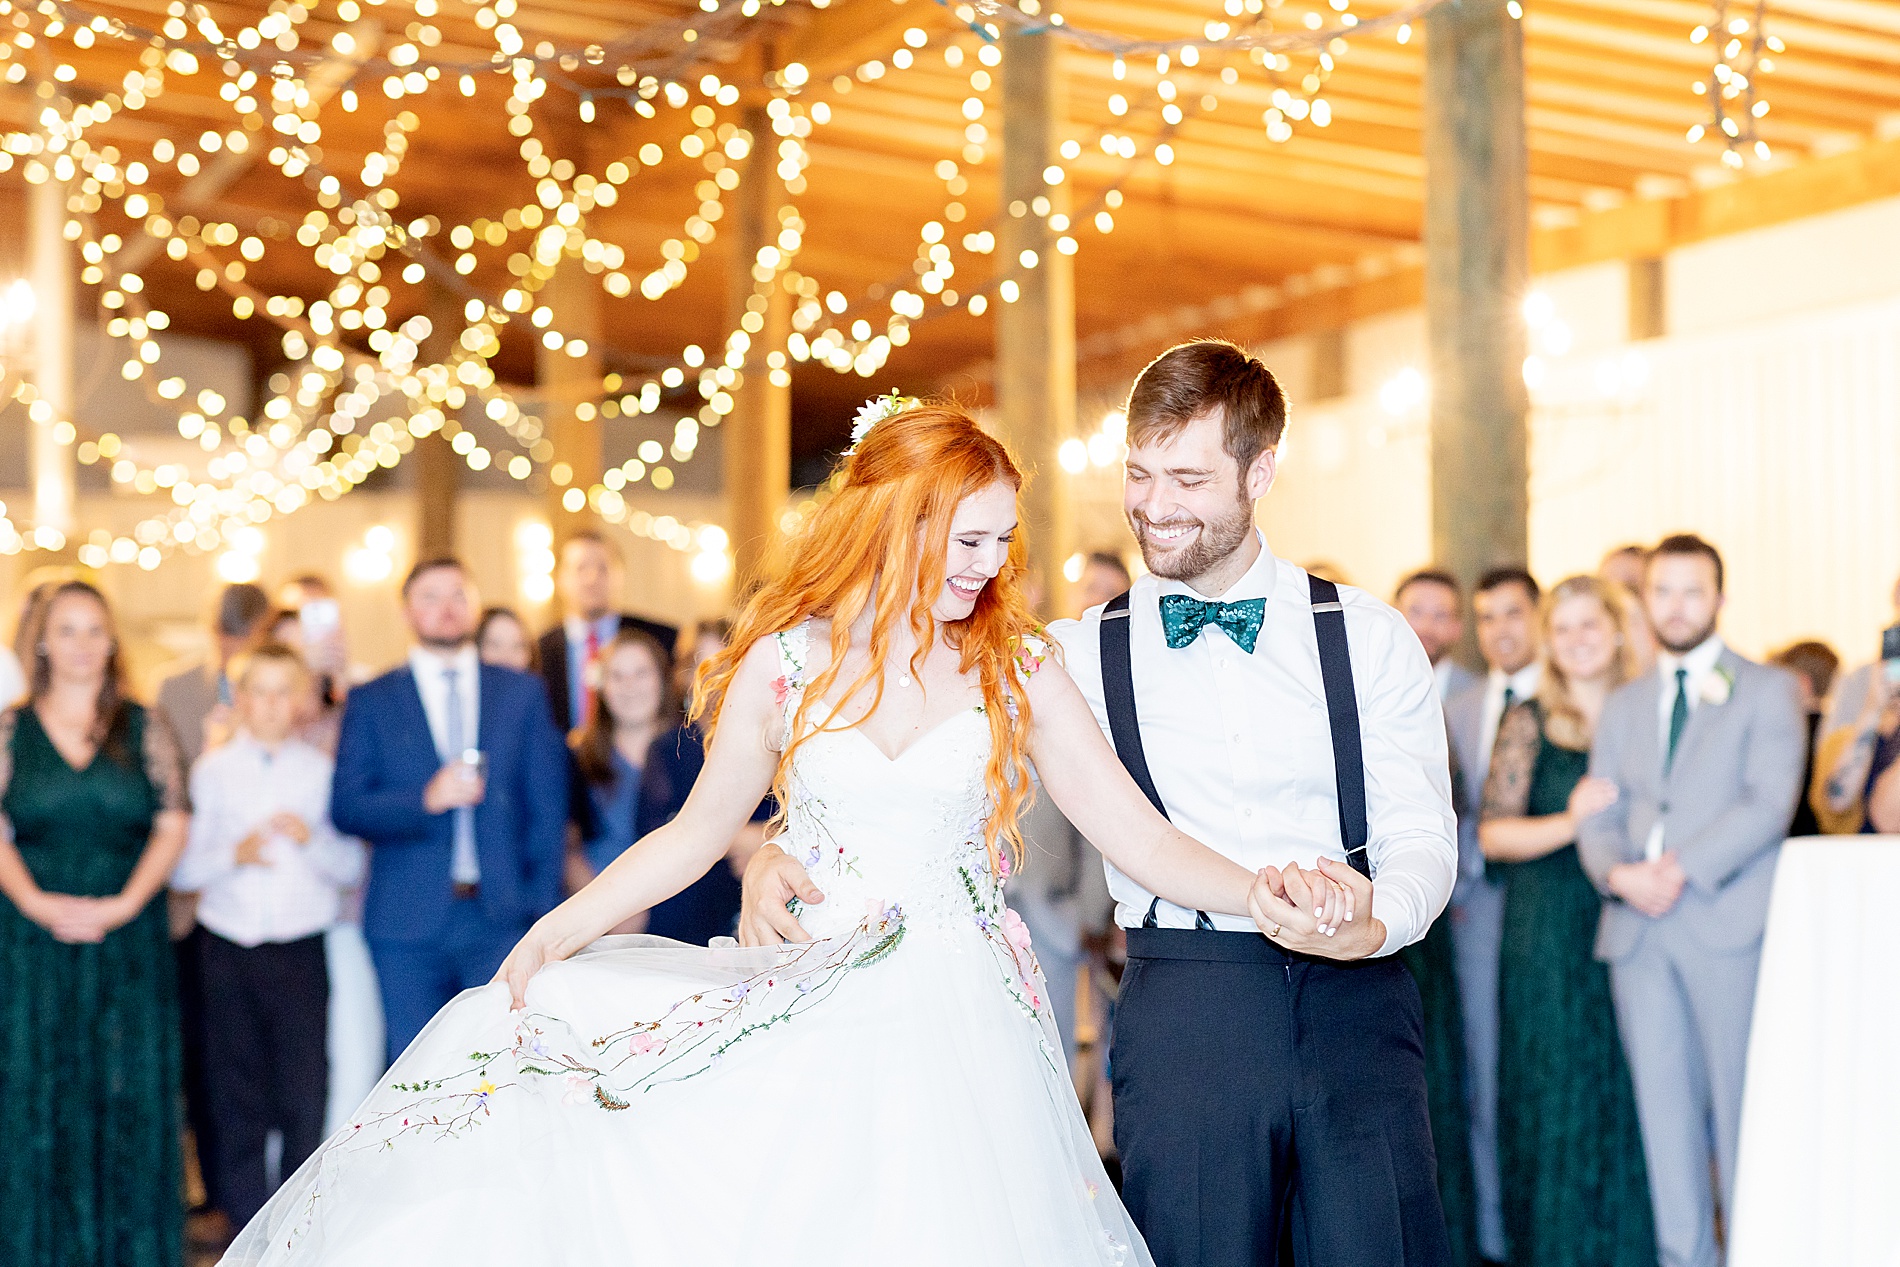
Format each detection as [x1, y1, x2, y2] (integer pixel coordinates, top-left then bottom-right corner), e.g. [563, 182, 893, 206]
[767, 624, 1052, 1030]
[771, 622, 996, 937]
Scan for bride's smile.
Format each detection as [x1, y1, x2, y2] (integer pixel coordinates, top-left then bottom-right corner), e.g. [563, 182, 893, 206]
[930, 479, 1017, 622]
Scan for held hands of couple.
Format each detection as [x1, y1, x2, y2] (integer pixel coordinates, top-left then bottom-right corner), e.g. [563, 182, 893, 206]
[733, 841, 1389, 959]
[1248, 857, 1384, 960]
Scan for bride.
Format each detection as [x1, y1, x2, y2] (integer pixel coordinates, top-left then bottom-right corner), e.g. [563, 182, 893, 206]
[224, 400, 1341, 1265]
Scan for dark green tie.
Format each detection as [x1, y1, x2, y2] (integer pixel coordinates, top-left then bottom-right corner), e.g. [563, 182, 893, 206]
[1666, 668, 1689, 771]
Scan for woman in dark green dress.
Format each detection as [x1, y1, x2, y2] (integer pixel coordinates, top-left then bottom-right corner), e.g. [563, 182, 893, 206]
[0, 581, 191, 1267]
[1479, 575, 1654, 1267]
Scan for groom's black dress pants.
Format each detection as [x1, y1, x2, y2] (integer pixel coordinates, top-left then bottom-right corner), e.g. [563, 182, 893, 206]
[1112, 928, 1452, 1267]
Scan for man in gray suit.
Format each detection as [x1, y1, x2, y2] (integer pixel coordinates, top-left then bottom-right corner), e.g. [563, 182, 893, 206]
[1578, 534, 1805, 1267]
[1443, 566, 1542, 1266]
[1397, 568, 1478, 701]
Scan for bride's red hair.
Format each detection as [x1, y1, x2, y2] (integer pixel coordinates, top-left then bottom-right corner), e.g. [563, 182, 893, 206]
[692, 403, 1043, 873]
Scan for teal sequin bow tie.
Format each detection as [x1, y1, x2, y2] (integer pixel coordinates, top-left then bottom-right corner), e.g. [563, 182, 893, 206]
[1159, 594, 1267, 654]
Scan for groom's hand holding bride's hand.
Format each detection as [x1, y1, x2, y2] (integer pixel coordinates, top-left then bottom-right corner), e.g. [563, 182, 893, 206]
[737, 842, 826, 947]
[1248, 857, 1384, 960]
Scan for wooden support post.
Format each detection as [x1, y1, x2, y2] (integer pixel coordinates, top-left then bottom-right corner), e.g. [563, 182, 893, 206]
[539, 259, 604, 537]
[997, 20, 1076, 616]
[721, 102, 793, 587]
[1628, 257, 1666, 341]
[415, 289, 463, 559]
[1310, 328, 1348, 401]
[28, 170, 74, 538]
[1424, 0, 1529, 610]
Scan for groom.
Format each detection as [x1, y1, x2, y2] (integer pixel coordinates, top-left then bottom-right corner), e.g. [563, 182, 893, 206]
[1053, 341, 1457, 1266]
[742, 341, 1458, 1264]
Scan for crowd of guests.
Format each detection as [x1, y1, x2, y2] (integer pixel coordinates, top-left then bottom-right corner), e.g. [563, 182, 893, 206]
[1393, 540, 1900, 1267]
[0, 523, 1893, 1267]
[0, 530, 761, 1265]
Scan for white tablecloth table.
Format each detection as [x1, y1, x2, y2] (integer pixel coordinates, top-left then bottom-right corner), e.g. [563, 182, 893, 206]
[1731, 835, 1900, 1267]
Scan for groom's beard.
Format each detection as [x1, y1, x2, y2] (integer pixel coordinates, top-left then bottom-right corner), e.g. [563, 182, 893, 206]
[1129, 489, 1254, 582]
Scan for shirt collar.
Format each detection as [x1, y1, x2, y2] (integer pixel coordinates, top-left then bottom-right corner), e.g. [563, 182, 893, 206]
[409, 641, 479, 680]
[1658, 633, 1726, 681]
[566, 613, 617, 642]
[1152, 530, 1279, 606]
[1489, 661, 1543, 697]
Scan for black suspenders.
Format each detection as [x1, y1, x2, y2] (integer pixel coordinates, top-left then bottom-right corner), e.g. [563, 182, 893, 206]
[1307, 575, 1373, 878]
[1098, 575, 1373, 931]
[1101, 591, 1215, 930]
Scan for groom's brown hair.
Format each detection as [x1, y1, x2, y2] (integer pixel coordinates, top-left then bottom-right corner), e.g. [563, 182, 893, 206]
[1124, 339, 1288, 473]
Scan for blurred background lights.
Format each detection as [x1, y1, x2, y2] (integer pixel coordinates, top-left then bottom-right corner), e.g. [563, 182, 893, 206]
[342, 524, 398, 585]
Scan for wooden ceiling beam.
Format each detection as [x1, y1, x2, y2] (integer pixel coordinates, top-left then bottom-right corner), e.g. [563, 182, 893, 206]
[1522, 47, 1892, 133]
[1105, 132, 1900, 358]
[1526, 11, 1900, 100]
[1535, 0, 1900, 67]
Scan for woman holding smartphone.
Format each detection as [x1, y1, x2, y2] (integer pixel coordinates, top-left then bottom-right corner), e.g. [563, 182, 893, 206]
[1814, 582, 1900, 834]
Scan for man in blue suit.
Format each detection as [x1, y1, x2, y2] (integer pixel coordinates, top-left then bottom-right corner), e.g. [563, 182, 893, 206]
[332, 557, 568, 1061]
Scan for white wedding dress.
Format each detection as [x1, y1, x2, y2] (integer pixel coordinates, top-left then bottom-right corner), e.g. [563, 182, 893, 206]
[224, 625, 1148, 1266]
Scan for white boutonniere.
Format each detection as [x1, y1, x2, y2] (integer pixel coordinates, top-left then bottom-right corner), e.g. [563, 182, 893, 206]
[1699, 664, 1734, 706]
[845, 391, 918, 455]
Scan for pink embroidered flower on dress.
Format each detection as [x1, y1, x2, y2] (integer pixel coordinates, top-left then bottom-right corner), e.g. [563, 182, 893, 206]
[1000, 908, 1043, 1009]
[627, 1031, 662, 1056]
[562, 1074, 592, 1106]
[1013, 640, 1047, 678]
[771, 676, 791, 709]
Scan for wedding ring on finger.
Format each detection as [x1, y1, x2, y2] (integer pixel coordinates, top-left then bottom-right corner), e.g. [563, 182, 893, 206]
[1268, 922, 1283, 938]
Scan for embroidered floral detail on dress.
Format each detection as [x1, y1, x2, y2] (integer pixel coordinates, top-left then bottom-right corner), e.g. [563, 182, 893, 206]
[954, 835, 1059, 1074]
[1012, 632, 1052, 679]
[282, 906, 908, 1252]
[770, 625, 810, 734]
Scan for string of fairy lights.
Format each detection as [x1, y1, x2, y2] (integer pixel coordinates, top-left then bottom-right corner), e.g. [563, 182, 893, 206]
[0, 0, 802, 569]
[1685, 0, 1780, 169]
[0, 0, 1781, 577]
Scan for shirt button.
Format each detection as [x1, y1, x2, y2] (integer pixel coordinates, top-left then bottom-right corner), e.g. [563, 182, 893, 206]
[1217, 657, 1230, 670]
[1242, 807, 1254, 818]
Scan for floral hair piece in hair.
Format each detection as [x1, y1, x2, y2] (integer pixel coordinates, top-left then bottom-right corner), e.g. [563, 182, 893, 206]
[845, 391, 919, 455]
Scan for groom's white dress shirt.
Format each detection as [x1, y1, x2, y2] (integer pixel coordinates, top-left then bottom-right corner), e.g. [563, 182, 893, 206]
[1050, 535, 1457, 955]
